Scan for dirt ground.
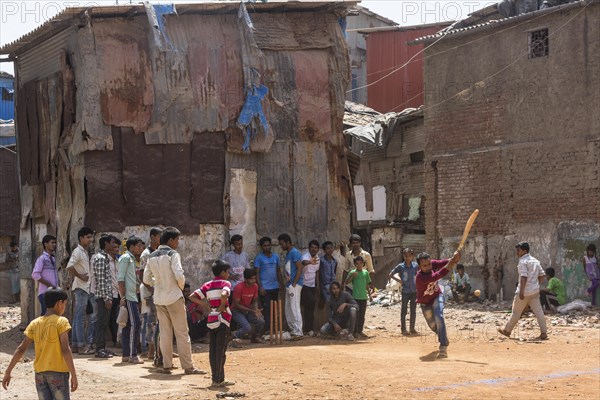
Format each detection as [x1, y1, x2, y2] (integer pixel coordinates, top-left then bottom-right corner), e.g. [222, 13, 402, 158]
[1, 300, 599, 400]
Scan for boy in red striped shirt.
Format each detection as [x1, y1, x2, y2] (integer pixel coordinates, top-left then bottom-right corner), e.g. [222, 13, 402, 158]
[190, 260, 234, 388]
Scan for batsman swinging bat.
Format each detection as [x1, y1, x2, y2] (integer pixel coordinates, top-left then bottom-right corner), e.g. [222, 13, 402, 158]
[457, 209, 479, 251]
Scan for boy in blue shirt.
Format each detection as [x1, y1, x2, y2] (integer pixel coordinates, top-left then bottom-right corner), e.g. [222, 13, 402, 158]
[253, 236, 282, 332]
[389, 248, 419, 335]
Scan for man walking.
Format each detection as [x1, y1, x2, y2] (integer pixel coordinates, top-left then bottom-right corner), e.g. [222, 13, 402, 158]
[31, 235, 58, 315]
[144, 227, 204, 375]
[498, 242, 548, 340]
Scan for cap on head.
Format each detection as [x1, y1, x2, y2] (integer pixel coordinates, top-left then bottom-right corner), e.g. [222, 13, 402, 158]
[516, 242, 529, 252]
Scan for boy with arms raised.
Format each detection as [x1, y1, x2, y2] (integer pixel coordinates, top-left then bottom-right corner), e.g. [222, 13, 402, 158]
[2, 288, 78, 399]
[416, 251, 461, 358]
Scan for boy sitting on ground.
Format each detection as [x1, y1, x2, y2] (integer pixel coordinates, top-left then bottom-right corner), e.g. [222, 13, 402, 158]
[320, 281, 358, 341]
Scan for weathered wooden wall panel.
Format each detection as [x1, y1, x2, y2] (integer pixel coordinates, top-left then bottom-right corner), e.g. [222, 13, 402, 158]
[263, 51, 298, 141]
[94, 18, 154, 133]
[293, 142, 329, 247]
[121, 129, 199, 233]
[256, 141, 294, 239]
[71, 25, 113, 154]
[0, 147, 20, 235]
[190, 133, 226, 223]
[252, 12, 337, 51]
[292, 50, 332, 143]
[84, 126, 126, 232]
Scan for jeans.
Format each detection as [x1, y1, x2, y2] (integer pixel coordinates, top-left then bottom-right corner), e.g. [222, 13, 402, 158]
[321, 284, 332, 304]
[209, 325, 229, 384]
[72, 289, 92, 348]
[35, 371, 70, 400]
[232, 310, 265, 339]
[122, 300, 141, 357]
[95, 298, 110, 351]
[39, 293, 47, 316]
[320, 305, 357, 335]
[87, 294, 97, 345]
[285, 284, 303, 336]
[400, 292, 417, 332]
[261, 288, 280, 331]
[420, 294, 449, 347]
[355, 299, 367, 334]
[300, 286, 317, 333]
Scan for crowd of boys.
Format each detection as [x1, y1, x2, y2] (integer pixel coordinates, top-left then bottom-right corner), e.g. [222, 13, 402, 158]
[4, 226, 587, 399]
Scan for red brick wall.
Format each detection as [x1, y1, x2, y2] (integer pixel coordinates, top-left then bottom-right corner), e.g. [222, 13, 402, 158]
[423, 4, 600, 253]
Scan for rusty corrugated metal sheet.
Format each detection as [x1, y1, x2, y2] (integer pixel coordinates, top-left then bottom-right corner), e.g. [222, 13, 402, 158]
[366, 25, 448, 113]
[94, 18, 153, 134]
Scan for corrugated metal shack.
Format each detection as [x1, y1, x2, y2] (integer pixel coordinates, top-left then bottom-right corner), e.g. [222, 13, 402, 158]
[1, 1, 355, 322]
[344, 105, 425, 287]
[358, 23, 451, 113]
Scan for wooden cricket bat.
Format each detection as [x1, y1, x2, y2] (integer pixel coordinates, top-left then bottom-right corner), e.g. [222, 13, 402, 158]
[457, 209, 479, 251]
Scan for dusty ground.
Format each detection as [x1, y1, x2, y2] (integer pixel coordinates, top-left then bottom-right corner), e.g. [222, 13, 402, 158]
[1, 299, 599, 400]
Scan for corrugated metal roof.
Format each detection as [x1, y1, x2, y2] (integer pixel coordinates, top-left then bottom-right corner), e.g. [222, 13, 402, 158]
[410, 0, 597, 44]
[356, 22, 450, 34]
[0, 0, 358, 56]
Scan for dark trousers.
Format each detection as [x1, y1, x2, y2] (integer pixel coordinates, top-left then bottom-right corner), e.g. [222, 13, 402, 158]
[95, 298, 110, 351]
[38, 293, 47, 316]
[261, 288, 280, 331]
[209, 325, 229, 384]
[109, 296, 120, 345]
[301, 286, 317, 333]
[401, 292, 417, 332]
[122, 300, 141, 357]
[452, 284, 472, 302]
[540, 291, 560, 310]
[355, 299, 367, 334]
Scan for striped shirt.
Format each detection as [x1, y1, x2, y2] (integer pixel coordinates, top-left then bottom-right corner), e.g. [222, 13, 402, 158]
[192, 279, 232, 329]
[92, 251, 113, 301]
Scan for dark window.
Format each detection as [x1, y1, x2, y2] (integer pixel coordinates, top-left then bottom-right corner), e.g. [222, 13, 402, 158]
[410, 151, 424, 164]
[529, 29, 549, 59]
[1, 87, 14, 101]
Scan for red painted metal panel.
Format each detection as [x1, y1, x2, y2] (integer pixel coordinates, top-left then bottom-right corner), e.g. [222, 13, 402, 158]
[366, 26, 448, 113]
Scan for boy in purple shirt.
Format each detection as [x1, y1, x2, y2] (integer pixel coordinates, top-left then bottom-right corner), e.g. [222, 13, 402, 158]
[31, 235, 58, 315]
[416, 251, 460, 359]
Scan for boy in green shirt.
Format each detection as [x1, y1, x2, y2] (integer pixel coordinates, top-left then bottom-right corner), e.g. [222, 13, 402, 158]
[346, 256, 373, 339]
[540, 267, 566, 313]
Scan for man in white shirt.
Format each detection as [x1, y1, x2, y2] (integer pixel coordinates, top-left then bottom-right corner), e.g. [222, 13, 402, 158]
[144, 227, 204, 375]
[300, 240, 320, 336]
[66, 226, 95, 354]
[498, 242, 548, 340]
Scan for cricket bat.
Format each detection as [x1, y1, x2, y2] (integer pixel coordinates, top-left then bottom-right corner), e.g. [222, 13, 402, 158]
[457, 209, 479, 251]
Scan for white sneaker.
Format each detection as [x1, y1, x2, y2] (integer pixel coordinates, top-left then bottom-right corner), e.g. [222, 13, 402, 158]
[308, 330, 314, 337]
[340, 329, 348, 336]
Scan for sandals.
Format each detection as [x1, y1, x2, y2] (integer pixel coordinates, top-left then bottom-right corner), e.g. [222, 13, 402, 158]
[184, 368, 207, 375]
[95, 349, 113, 358]
[497, 328, 511, 338]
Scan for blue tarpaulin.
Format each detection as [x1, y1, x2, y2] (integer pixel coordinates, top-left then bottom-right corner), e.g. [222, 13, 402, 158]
[238, 84, 269, 152]
[236, 3, 270, 153]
